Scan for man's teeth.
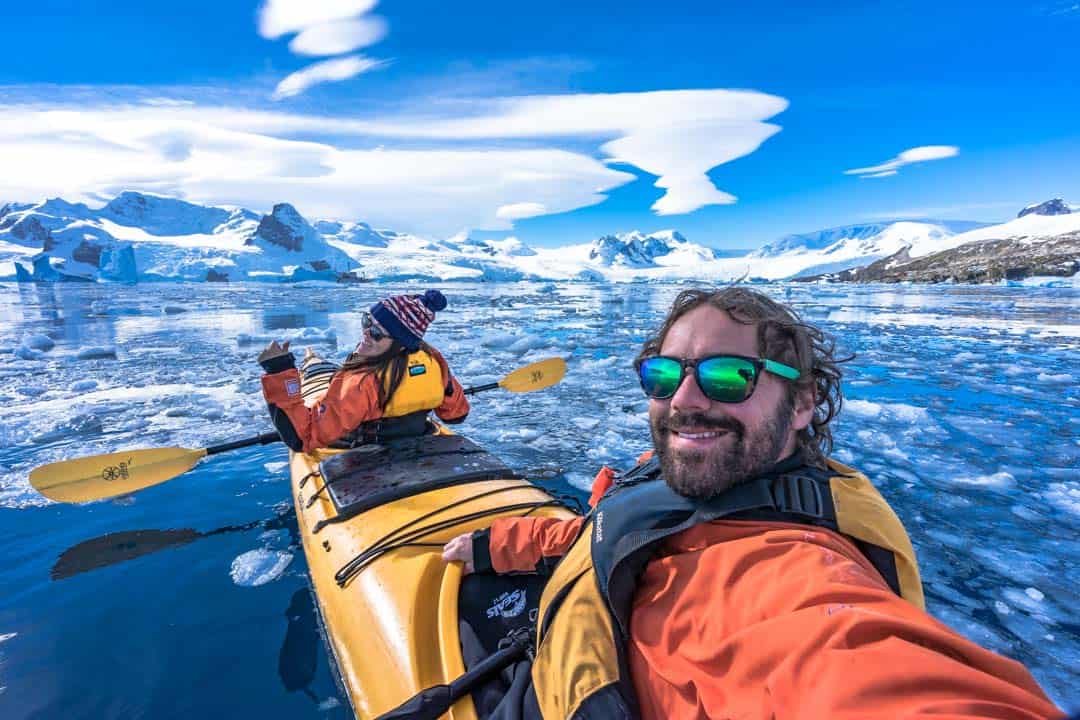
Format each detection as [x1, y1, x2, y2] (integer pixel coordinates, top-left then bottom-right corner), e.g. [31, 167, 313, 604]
[676, 431, 723, 439]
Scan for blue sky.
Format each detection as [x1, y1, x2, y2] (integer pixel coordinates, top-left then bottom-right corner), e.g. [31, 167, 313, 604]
[1, 0, 1078, 249]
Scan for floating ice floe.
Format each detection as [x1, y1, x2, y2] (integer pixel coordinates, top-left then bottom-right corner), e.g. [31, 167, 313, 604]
[950, 471, 1015, 489]
[571, 417, 601, 431]
[236, 327, 337, 347]
[70, 379, 99, 393]
[22, 334, 55, 351]
[76, 346, 118, 360]
[831, 447, 856, 464]
[31, 413, 103, 443]
[497, 428, 542, 443]
[564, 472, 594, 493]
[162, 305, 187, 314]
[15, 345, 44, 361]
[1001, 587, 1049, 617]
[507, 334, 548, 354]
[1044, 482, 1080, 517]
[844, 399, 883, 418]
[230, 549, 293, 587]
[479, 331, 518, 349]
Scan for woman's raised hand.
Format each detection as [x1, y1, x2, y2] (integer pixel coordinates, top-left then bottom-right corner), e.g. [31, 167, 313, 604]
[257, 340, 295, 372]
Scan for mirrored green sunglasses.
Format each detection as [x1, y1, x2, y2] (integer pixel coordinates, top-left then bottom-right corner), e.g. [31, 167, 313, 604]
[637, 354, 800, 403]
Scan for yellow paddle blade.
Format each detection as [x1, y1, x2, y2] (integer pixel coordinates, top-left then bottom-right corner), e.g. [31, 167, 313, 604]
[499, 357, 567, 393]
[30, 446, 208, 504]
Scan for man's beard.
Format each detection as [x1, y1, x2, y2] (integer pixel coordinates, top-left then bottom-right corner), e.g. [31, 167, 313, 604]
[650, 400, 792, 499]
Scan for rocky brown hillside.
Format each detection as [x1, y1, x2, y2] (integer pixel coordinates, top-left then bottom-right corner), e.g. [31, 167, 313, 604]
[806, 232, 1080, 284]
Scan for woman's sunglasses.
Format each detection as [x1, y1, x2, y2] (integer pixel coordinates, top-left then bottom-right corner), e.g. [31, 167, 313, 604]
[361, 312, 390, 342]
[637, 354, 800, 403]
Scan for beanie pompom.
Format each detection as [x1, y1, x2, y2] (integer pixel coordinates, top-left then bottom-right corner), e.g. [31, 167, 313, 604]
[421, 289, 447, 312]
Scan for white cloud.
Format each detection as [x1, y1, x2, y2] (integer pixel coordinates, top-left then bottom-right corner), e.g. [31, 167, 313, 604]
[199, 89, 788, 214]
[289, 16, 387, 56]
[0, 103, 631, 236]
[496, 202, 547, 220]
[0, 88, 787, 234]
[272, 55, 386, 100]
[845, 145, 958, 178]
[258, 0, 386, 98]
[257, 0, 378, 39]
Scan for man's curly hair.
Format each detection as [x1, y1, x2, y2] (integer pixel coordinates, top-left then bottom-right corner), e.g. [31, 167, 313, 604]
[635, 286, 849, 465]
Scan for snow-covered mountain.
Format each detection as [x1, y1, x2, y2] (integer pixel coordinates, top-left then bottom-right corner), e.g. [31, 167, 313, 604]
[1018, 198, 1076, 218]
[810, 200, 1080, 284]
[1, 193, 356, 283]
[586, 230, 717, 266]
[750, 220, 988, 278]
[2, 192, 1077, 284]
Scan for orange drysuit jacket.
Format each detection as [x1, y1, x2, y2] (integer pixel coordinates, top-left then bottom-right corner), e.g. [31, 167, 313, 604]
[480, 467, 1064, 720]
[261, 347, 469, 453]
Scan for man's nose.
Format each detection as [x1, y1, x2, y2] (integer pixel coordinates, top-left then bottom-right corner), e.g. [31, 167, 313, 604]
[670, 368, 710, 412]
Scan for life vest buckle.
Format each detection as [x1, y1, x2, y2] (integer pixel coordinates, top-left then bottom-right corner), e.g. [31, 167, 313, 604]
[770, 472, 826, 519]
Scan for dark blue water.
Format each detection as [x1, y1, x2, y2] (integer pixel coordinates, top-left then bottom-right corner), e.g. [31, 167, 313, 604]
[1, 281, 1077, 717]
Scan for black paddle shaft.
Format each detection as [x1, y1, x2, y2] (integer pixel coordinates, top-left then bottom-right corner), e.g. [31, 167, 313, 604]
[375, 632, 530, 720]
[206, 432, 281, 456]
[462, 382, 499, 396]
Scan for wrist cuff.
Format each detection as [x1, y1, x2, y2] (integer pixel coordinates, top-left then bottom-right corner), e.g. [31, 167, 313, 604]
[471, 529, 494, 574]
[260, 353, 296, 374]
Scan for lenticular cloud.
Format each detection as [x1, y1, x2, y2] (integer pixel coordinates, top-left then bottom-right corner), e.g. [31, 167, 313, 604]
[845, 145, 959, 178]
[0, 87, 788, 234]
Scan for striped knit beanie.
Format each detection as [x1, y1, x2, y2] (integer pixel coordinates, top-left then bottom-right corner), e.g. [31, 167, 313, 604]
[369, 289, 448, 352]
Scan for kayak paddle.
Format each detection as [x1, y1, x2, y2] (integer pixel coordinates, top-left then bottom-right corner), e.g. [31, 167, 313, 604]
[30, 432, 281, 504]
[30, 356, 568, 504]
[462, 356, 566, 395]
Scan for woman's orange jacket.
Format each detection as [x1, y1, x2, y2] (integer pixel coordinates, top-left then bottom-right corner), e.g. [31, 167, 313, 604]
[481, 467, 1064, 720]
[260, 346, 469, 452]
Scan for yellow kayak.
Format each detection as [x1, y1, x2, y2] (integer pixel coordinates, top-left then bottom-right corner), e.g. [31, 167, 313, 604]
[288, 430, 576, 719]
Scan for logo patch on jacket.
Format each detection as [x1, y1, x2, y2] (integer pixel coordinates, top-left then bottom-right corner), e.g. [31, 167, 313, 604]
[285, 379, 300, 396]
[408, 364, 427, 376]
[486, 589, 527, 619]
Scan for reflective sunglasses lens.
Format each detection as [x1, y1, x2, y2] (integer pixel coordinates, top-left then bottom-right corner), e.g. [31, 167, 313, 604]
[361, 312, 372, 329]
[639, 357, 683, 398]
[697, 357, 756, 402]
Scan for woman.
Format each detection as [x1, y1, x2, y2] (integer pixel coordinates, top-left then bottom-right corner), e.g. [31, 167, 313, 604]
[258, 289, 470, 453]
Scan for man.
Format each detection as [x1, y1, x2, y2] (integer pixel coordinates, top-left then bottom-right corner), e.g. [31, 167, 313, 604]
[443, 287, 1063, 719]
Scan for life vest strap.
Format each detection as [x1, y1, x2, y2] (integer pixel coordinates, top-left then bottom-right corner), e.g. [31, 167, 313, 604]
[332, 410, 432, 447]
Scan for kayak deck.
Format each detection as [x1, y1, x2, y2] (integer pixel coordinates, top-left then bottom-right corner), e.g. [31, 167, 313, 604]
[290, 437, 576, 719]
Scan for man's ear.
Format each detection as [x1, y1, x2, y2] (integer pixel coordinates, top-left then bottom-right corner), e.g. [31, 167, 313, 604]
[791, 385, 815, 432]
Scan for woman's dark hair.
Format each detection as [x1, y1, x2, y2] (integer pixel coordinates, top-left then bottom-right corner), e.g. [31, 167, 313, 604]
[338, 340, 433, 410]
[635, 286, 851, 465]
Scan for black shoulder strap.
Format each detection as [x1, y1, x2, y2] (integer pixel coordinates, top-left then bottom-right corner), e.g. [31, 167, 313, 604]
[612, 454, 661, 487]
